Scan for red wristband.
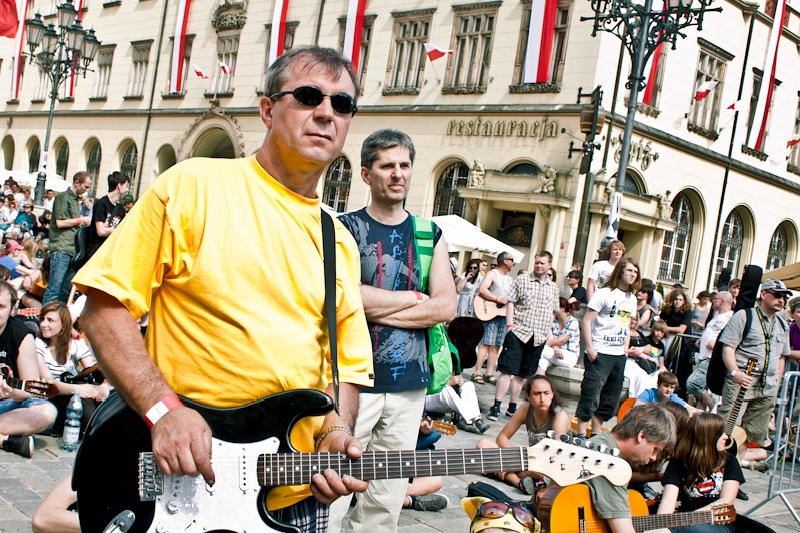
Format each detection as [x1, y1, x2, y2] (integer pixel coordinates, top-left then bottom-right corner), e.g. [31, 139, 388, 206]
[414, 291, 424, 304]
[144, 394, 183, 429]
[495, 296, 499, 303]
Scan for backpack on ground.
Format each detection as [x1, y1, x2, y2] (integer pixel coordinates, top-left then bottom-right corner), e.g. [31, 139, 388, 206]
[412, 216, 460, 395]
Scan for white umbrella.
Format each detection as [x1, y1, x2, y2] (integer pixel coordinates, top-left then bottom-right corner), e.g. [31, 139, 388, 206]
[430, 215, 525, 263]
[2, 170, 70, 193]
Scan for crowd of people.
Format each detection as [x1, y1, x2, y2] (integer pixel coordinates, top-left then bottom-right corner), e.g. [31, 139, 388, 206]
[0, 45, 790, 533]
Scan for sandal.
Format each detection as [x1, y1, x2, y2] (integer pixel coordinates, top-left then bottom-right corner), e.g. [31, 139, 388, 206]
[484, 374, 497, 385]
[471, 373, 485, 384]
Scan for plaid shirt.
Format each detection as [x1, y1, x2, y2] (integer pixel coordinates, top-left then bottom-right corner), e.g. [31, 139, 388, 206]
[506, 275, 560, 344]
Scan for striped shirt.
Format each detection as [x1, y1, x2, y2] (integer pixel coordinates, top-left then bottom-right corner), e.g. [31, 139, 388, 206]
[552, 315, 580, 353]
[507, 275, 560, 344]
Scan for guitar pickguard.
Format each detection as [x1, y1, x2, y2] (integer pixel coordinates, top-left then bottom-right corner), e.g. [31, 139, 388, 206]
[140, 437, 281, 533]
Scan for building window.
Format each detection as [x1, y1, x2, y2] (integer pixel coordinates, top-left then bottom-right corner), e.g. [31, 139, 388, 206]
[744, 69, 778, 155]
[28, 140, 40, 173]
[766, 225, 788, 270]
[384, 10, 433, 95]
[87, 142, 101, 190]
[212, 34, 239, 96]
[167, 35, 193, 95]
[121, 143, 138, 184]
[715, 210, 744, 283]
[614, 171, 643, 196]
[658, 192, 693, 284]
[513, 1, 571, 88]
[127, 41, 152, 98]
[56, 142, 69, 178]
[505, 162, 540, 175]
[789, 98, 800, 173]
[444, 3, 500, 94]
[338, 15, 375, 93]
[92, 46, 114, 100]
[688, 48, 726, 138]
[322, 156, 351, 213]
[641, 43, 668, 109]
[433, 162, 469, 217]
[261, 22, 298, 94]
[34, 65, 48, 101]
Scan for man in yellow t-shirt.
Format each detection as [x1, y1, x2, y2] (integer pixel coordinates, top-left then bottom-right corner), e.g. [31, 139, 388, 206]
[73, 46, 374, 531]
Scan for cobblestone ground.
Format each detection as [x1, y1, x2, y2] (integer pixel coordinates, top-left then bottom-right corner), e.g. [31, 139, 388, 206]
[2, 380, 800, 533]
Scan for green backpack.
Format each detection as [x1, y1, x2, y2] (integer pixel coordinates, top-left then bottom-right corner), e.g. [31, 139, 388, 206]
[412, 216, 460, 395]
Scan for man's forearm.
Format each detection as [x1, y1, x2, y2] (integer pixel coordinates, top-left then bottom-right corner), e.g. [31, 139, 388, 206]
[360, 285, 417, 320]
[81, 289, 173, 416]
[370, 292, 454, 329]
[321, 382, 360, 432]
[722, 345, 739, 374]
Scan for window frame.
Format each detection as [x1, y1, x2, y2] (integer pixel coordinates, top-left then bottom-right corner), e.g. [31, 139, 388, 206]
[91, 45, 116, 100]
[338, 14, 376, 94]
[384, 9, 434, 95]
[433, 162, 470, 217]
[658, 192, 693, 285]
[443, 2, 501, 94]
[687, 43, 729, 140]
[714, 210, 745, 284]
[322, 155, 352, 213]
[766, 225, 788, 271]
[126, 40, 153, 99]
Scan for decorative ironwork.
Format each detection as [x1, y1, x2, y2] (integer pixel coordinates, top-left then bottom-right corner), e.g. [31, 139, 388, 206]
[121, 143, 138, 185]
[715, 210, 743, 281]
[767, 225, 788, 271]
[658, 192, 693, 284]
[322, 156, 352, 214]
[87, 142, 101, 195]
[55, 142, 69, 178]
[28, 141, 40, 173]
[434, 162, 469, 217]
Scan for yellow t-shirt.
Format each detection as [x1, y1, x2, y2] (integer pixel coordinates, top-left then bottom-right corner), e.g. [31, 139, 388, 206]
[73, 155, 373, 510]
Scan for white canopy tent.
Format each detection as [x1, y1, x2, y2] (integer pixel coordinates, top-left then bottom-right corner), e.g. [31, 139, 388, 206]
[1, 170, 70, 193]
[763, 262, 800, 290]
[430, 215, 525, 263]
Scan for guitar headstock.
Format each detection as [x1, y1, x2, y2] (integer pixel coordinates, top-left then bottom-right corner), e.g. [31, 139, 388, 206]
[431, 420, 457, 436]
[710, 503, 736, 525]
[526, 437, 632, 487]
[25, 379, 58, 399]
[745, 357, 758, 375]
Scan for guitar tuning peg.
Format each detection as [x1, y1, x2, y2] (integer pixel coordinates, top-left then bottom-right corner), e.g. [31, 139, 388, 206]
[597, 444, 608, 453]
[583, 441, 595, 450]
[559, 434, 570, 443]
[572, 437, 583, 446]
[610, 448, 621, 457]
[546, 429, 557, 439]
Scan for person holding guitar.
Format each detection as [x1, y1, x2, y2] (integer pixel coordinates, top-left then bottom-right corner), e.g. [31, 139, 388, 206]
[717, 279, 791, 459]
[655, 413, 744, 533]
[74, 46, 375, 531]
[472, 252, 515, 385]
[0, 280, 57, 458]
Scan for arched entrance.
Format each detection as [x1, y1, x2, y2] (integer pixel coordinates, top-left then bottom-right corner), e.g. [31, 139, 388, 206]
[2, 136, 14, 170]
[191, 128, 235, 159]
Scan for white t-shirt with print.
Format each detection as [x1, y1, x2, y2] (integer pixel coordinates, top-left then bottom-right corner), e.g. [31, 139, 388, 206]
[587, 260, 615, 288]
[588, 287, 637, 355]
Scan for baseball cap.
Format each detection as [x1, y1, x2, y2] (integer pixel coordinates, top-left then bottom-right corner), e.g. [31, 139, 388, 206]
[5, 240, 23, 252]
[122, 194, 134, 203]
[761, 279, 792, 296]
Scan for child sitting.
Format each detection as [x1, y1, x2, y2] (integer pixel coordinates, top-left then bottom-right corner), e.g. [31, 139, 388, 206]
[635, 371, 699, 415]
[624, 320, 668, 398]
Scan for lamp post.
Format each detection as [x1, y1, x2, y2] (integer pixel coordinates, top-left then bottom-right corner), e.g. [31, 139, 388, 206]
[582, 0, 720, 247]
[24, 0, 101, 205]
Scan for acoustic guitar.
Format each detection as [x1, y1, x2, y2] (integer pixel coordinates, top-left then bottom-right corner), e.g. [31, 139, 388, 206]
[473, 294, 506, 321]
[537, 484, 736, 533]
[724, 357, 757, 460]
[1, 365, 57, 398]
[431, 419, 457, 435]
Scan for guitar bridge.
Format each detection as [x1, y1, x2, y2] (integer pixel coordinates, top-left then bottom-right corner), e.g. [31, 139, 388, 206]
[138, 452, 163, 501]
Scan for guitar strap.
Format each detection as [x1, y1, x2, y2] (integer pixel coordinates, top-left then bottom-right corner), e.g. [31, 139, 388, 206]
[321, 210, 340, 414]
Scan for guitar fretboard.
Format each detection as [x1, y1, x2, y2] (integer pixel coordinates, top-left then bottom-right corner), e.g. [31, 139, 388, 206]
[630, 509, 715, 530]
[256, 448, 527, 486]
[4, 376, 25, 390]
[725, 359, 758, 437]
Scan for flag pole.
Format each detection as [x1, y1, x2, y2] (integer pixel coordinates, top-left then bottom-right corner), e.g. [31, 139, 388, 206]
[428, 61, 441, 85]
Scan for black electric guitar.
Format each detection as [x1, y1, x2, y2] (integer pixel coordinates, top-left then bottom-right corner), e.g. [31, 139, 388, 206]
[74, 390, 632, 533]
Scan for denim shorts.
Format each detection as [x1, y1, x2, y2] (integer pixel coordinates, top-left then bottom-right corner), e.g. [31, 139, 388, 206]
[0, 397, 57, 429]
[481, 316, 507, 346]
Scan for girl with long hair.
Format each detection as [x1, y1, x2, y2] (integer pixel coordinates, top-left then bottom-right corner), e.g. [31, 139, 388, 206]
[476, 375, 570, 494]
[657, 413, 743, 532]
[455, 258, 483, 317]
[35, 301, 109, 433]
[536, 297, 580, 374]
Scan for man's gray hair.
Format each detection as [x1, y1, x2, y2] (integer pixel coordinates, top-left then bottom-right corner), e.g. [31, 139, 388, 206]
[361, 129, 416, 169]
[264, 46, 359, 102]
[612, 403, 676, 449]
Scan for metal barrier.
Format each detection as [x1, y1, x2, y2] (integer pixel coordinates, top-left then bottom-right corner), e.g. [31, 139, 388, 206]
[747, 370, 800, 525]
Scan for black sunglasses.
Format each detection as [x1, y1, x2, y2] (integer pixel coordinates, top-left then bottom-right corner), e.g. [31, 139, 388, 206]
[472, 501, 535, 529]
[270, 86, 357, 116]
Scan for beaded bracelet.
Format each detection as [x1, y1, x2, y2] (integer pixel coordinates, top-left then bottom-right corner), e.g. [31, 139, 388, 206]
[315, 425, 354, 451]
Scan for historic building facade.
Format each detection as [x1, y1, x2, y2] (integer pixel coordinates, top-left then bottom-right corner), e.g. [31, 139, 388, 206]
[1, 0, 799, 293]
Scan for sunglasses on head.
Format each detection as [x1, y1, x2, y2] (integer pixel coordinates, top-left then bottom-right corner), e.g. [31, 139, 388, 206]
[472, 501, 535, 529]
[270, 86, 357, 116]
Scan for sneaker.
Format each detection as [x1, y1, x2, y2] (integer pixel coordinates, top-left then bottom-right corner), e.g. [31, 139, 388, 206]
[474, 418, 490, 434]
[457, 419, 483, 434]
[487, 406, 501, 421]
[736, 489, 749, 501]
[505, 408, 516, 418]
[411, 493, 449, 512]
[745, 460, 769, 472]
[519, 477, 536, 495]
[2, 435, 33, 458]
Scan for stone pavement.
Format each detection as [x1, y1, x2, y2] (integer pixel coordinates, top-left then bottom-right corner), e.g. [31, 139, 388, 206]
[2, 379, 800, 533]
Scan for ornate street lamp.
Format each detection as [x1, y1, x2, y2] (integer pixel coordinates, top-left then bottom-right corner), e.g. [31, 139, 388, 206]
[582, 0, 721, 245]
[25, 0, 101, 205]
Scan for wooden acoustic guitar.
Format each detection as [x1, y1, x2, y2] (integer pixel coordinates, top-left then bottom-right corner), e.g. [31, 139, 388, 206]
[473, 294, 506, 321]
[538, 485, 736, 533]
[431, 419, 457, 435]
[724, 357, 757, 460]
[1, 365, 57, 398]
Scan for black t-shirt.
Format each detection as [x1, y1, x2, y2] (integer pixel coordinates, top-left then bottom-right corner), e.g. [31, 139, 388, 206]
[662, 453, 745, 512]
[87, 195, 127, 258]
[0, 317, 35, 378]
[663, 309, 692, 331]
[571, 286, 587, 304]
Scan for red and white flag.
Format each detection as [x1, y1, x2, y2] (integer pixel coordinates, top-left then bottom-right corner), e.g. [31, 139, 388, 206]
[423, 43, 453, 62]
[342, 0, 367, 71]
[192, 64, 208, 79]
[641, 43, 663, 106]
[694, 80, 718, 101]
[11, 0, 28, 101]
[219, 60, 233, 75]
[522, 0, 558, 84]
[268, 0, 289, 66]
[747, 0, 787, 152]
[0, 0, 17, 38]
[169, 0, 192, 93]
[788, 133, 800, 148]
[727, 99, 744, 111]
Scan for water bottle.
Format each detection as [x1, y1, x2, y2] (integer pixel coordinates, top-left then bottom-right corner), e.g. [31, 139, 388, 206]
[61, 390, 83, 452]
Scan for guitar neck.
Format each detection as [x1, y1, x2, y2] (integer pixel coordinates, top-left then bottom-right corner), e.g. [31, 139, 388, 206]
[257, 447, 527, 485]
[631, 509, 715, 531]
[4, 376, 24, 391]
[725, 389, 747, 436]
